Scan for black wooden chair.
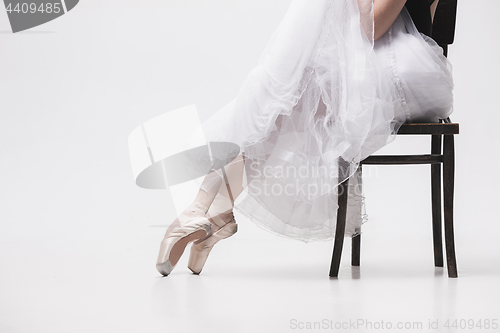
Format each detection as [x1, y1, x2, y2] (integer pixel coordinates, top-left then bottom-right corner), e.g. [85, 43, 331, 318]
[329, 0, 459, 278]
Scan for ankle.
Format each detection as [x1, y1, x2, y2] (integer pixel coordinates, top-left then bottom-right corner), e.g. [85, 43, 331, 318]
[213, 210, 234, 223]
[206, 193, 233, 215]
[207, 210, 234, 231]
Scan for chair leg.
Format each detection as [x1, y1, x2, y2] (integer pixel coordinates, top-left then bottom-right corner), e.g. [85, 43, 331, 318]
[351, 234, 361, 266]
[431, 135, 444, 267]
[443, 134, 458, 278]
[329, 177, 350, 277]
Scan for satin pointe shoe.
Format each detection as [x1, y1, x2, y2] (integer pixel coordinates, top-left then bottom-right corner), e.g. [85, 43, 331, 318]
[188, 193, 237, 274]
[156, 202, 211, 276]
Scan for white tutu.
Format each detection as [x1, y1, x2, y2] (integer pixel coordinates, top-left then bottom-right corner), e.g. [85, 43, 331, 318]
[186, 0, 453, 242]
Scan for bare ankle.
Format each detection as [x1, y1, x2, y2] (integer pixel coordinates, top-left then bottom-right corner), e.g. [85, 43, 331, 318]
[218, 211, 234, 224]
[207, 210, 234, 230]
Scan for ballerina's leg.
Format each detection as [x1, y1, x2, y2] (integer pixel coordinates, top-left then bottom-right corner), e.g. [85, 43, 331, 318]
[163, 153, 246, 233]
[162, 168, 223, 236]
[204, 153, 246, 231]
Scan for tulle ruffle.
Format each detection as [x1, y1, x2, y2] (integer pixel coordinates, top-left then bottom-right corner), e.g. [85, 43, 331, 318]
[183, 0, 453, 242]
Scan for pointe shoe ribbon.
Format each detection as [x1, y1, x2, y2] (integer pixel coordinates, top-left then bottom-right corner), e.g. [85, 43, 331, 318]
[156, 202, 211, 276]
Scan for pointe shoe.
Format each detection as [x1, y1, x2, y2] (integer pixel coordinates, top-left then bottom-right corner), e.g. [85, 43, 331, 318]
[156, 202, 211, 276]
[188, 217, 237, 274]
[188, 194, 238, 274]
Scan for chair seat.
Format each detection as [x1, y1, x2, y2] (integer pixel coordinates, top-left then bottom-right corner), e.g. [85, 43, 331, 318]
[361, 122, 459, 165]
[397, 122, 459, 135]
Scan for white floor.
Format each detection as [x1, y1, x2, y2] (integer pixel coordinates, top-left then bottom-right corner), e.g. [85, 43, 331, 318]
[2, 135, 499, 333]
[2, 171, 500, 333]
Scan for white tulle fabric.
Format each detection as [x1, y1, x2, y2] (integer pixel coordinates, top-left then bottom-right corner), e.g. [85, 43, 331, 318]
[188, 0, 453, 242]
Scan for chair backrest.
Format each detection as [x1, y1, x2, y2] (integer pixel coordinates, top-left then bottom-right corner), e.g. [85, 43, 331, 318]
[405, 0, 458, 57]
[431, 0, 458, 56]
[405, 0, 434, 37]
[403, 0, 458, 124]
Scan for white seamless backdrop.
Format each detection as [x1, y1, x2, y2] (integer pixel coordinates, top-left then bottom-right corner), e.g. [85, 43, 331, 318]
[1, 1, 499, 332]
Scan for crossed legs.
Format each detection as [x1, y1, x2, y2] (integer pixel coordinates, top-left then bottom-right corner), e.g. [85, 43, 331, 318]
[159, 153, 246, 272]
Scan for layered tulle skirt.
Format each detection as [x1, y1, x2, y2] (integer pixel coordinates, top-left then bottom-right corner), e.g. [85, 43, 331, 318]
[185, 0, 453, 242]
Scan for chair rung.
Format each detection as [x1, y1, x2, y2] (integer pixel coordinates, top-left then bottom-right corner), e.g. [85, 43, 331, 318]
[361, 154, 443, 165]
